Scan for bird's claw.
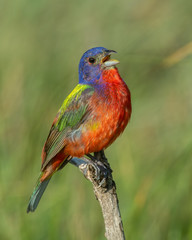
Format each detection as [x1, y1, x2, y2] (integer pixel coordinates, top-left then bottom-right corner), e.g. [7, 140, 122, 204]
[88, 160, 111, 188]
[78, 160, 110, 188]
[81, 151, 112, 188]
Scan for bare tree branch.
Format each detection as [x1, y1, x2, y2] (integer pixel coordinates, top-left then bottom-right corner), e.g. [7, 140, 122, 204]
[70, 153, 125, 240]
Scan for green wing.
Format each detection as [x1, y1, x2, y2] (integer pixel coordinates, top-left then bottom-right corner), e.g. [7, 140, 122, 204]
[41, 84, 94, 170]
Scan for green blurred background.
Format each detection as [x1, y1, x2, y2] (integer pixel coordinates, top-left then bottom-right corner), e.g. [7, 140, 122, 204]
[1, 0, 192, 239]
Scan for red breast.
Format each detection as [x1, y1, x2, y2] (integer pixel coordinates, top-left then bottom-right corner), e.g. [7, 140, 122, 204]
[65, 68, 132, 156]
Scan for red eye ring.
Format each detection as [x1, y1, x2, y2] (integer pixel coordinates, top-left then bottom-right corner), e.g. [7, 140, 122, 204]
[88, 57, 96, 64]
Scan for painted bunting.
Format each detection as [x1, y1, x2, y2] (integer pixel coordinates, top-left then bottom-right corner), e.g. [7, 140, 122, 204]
[27, 47, 132, 212]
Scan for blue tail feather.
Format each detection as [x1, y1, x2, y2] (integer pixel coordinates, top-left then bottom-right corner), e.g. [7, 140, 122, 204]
[27, 177, 51, 213]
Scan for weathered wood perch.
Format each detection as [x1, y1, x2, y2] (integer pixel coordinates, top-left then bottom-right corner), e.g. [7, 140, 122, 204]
[70, 151, 125, 240]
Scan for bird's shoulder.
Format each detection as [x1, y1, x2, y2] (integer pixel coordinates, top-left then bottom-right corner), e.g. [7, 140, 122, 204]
[55, 84, 95, 130]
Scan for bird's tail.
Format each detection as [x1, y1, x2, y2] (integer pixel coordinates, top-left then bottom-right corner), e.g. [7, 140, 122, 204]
[27, 173, 51, 213]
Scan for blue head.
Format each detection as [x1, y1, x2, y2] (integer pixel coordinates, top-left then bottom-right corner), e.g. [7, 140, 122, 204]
[79, 47, 119, 84]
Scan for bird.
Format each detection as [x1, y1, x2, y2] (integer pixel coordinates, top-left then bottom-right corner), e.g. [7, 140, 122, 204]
[27, 47, 132, 213]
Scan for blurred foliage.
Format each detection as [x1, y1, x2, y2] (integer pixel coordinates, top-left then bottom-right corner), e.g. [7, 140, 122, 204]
[0, 0, 192, 239]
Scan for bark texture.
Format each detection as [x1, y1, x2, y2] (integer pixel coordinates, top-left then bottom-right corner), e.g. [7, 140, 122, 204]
[70, 153, 125, 240]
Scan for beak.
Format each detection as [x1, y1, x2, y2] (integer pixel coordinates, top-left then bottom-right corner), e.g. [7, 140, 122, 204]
[102, 50, 120, 67]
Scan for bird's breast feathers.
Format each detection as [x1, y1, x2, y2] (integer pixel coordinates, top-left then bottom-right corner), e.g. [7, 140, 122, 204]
[66, 68, 132, 155]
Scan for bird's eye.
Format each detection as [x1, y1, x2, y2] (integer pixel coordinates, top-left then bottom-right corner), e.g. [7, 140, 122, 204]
[88, 57, 96, 64]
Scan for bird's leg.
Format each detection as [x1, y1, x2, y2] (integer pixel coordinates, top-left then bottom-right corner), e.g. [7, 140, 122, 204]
[94, 150, 113, 188]
[94, 150, 112, 173]
[76, 155, 103, 182]
[85, 150, 112, 187]
[70, 156, 101, 181]
[86, 153, 109, 172]
[83, 154, 104, 181]
[71, 152, 113, 189]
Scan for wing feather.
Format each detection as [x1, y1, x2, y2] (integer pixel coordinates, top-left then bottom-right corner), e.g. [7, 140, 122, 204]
[41, 84, 94, 170]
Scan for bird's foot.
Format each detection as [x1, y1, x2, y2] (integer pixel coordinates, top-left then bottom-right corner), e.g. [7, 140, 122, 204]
[85, 152, 112, 188]
[87, 161, 109, 188]
[86, 151, 112, 173]
[94, 150, 113, 173]
[70, 151, 112, 188]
